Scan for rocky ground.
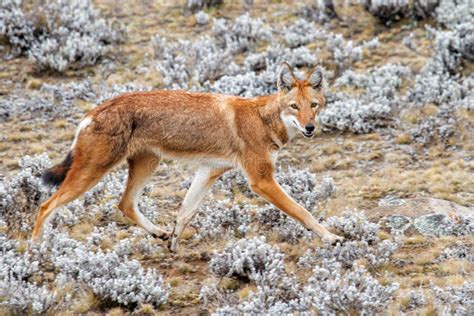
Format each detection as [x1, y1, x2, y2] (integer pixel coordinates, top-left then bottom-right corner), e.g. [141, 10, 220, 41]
[0, 0, 473, 315]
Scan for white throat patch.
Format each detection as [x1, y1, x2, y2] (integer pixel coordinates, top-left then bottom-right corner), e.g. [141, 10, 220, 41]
[280, 112, 303, 140]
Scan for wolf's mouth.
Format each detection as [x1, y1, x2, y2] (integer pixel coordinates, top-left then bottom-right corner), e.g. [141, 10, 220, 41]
[302, 131, 314, 138]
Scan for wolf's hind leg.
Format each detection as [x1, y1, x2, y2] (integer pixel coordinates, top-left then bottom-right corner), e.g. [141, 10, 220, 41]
[32, 163, 109, 241]
[118, 152, 169, 238]
[169, 167, 229, 252]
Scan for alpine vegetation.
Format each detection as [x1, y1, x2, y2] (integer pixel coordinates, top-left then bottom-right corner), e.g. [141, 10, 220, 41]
[0, 0, 35, 57]
[413, 0, 440, 19]
[152, 12, 379, 99]
[437, 242, 474, 262]
[152, 35, 239, 89]
[334, 63, 410, 103]
[302, 259, 399, 314]
[51, 234, 170, 307]
[299, 0, 340, 22]
[0, 227, 170, 312]
[432, 282, 474, 315]
[191, 199, 252, 240]
[319, 97, 393, 133]
[205, 238, 399, 314]
[359, 0, 442, 24]
[411, 104, 459, 145]
[209, 237, 285, 281]
[186, 0, 223, 12]
[359, 0, 411, 24]
[325, 33, 363, 72]
[2, 1, 474, 314]
[256, 170, 336, 243]
[0, 0, 122, 71]
[0, 231, 57, 314]
[0, 154, 52, 231]
[40, 80, 96, 107]
[408, 0, 474, 107]
[282, 18, 327, 48]
[0, 89, 56, 122]
[212, 169, 254, 197]
[299, 211, 399, 267]
[403, 290, 427, 311]
[319, 63, 409, 133]
[212, 13, 272, 53]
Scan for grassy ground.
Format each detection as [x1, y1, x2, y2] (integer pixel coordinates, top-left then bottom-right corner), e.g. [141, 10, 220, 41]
[1, 0, 473, 314]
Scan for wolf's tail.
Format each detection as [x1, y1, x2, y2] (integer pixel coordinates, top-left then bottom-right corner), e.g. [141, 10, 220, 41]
[42, 151, 73, 187]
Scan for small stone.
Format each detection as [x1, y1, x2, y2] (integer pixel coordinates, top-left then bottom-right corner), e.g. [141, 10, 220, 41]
[386, 215, 411, 232]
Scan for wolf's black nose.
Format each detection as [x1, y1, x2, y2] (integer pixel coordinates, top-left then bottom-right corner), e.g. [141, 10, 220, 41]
[305, 124, 315, 132]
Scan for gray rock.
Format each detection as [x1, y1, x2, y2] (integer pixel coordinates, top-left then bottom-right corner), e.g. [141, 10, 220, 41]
[413, 213, 473, 237]
[386, 215, 411, 232]
[370, 197, 473, 221]
[371, 197, 473, 236]
[378, 195, 405, 207]
[413, 214, 451, 236]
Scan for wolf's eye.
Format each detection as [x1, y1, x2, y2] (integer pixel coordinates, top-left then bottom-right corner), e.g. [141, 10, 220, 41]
[311, 102, 319, 108]
[290, 103, 298, 110]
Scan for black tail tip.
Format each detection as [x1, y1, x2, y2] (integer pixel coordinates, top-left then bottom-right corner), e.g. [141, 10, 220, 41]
[41, 168, 65, 187]
[41, 152, 73, 187]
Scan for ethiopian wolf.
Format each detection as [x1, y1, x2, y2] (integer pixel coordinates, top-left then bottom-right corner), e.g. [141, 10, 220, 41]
[32, 63, 343, 251]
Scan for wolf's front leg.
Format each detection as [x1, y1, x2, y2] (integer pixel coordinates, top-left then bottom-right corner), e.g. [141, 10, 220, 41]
[244, 160, 343, 244]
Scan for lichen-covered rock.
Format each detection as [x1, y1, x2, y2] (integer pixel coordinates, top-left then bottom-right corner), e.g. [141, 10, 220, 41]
[413, 213, 473, 237]
[373, 197, 473, 236]
[370, 197, 473, 220]
[386, 215, 411, 233]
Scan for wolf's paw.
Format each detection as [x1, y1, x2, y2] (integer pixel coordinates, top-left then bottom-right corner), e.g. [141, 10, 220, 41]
[152, 230, 171, 241]
[322, 233, 344, 245]
[168, 238, 179, 252]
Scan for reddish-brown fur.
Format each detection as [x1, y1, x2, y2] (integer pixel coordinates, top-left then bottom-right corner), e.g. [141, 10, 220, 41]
[32, 64, 343, 249]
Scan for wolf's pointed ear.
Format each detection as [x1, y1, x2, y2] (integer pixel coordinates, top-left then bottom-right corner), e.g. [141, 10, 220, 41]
[306, 66, 323, 89]
[278, 62, 295, 93]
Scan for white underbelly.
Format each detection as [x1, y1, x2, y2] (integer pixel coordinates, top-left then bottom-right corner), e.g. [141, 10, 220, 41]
[152, 147, 237, 169]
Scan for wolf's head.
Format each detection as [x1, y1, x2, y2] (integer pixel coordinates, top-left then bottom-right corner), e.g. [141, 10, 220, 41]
[277, 62, 325, 139]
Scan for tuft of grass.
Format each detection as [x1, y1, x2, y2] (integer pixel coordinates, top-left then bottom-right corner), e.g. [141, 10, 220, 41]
[395, 133, 412, 144]
[115, 229, 130, 240]
[70, 222, 94, 241]
[168, 277, 181, 287]
[26, 78, 43, 90]
[53, 120, 69, 129]
[238, 285, 255, 300]
[404, 235, 428, 245]
[136, 303, 159, 315]
[105, 307, 125, 316]
[220, 277, 240, 291]
[71, 289, 99, 314]
[436, 260, 470, 275]
[176, 263, 196, 274]
[321, 143, 343, 155]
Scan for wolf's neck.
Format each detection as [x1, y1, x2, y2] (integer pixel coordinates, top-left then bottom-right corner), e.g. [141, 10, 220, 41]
[259, 96, 289, 147]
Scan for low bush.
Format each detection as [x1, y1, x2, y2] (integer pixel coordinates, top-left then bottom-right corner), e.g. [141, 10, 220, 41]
[0, 0, 122, 72]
